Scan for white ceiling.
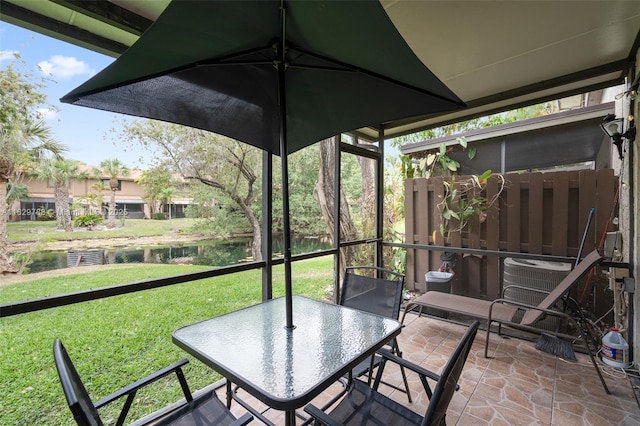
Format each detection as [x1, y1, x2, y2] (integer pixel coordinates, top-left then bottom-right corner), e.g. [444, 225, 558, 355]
[2, 0, 639, 140]
[377, 0, 640, 138]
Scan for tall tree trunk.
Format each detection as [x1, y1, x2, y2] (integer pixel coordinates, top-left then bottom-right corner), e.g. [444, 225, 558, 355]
[55, 186, 64, 229]
[107, 190, 116, 228]
[55, 185, 73, 232]
[194, 172, 262, 261]
[250, 213, 261, 262]
[356, 155, 376, 236]
[314, 137, 357, 281]
[0, 178, 18, 274]
[231, 193, 262, 261]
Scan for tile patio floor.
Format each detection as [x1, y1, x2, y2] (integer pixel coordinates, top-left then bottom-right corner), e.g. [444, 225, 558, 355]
[219, 314, 640, 425]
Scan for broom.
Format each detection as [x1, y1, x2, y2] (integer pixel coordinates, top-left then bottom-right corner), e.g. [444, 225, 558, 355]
[534, 207, 595, 360]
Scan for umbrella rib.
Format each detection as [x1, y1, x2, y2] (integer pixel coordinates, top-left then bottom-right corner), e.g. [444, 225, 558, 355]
[194, 45, 462, 108]
[63, 45, 279, 100]
[197, 60, 274, 67]
[290, 47, 465, 107]
[196, 45, 276, 67]
[287, 64, 355, 73]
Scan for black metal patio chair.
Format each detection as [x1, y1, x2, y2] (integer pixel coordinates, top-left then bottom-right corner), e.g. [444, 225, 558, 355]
[53, 339, 252, 426]
[304, 320, 480, 426]
[339, 266, 411, 402]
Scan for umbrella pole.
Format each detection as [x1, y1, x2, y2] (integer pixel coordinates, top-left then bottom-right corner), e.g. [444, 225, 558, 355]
[281, 124, 294, 330]
[278, 4, 294, 330]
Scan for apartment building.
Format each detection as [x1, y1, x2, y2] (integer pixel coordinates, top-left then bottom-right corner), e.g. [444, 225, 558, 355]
[11, 165, 191, 222]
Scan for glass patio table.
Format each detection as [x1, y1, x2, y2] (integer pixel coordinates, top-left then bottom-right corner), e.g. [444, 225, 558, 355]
[172, 295, 402, 426]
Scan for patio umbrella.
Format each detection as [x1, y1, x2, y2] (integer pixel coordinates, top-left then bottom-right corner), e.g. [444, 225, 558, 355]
[61, 0, 464, 329]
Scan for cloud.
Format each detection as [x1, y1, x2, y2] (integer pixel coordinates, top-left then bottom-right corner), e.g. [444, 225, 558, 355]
[38, 107, 59, 121]
[0, 50, 19, 62]
[37, 55, 95, 79]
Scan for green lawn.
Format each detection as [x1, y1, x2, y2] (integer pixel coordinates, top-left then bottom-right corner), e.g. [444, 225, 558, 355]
[0, 256, 334, 425]
[7, 218, 200, 242]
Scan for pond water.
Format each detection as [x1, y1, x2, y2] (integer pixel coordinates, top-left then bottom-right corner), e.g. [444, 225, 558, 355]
[27, 236, 332, 274]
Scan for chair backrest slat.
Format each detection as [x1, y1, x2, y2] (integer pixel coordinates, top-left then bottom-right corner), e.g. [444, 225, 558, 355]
[423, 320, 480, 426]
[340, 266, 404, 320]
[53, 339, 103, 426]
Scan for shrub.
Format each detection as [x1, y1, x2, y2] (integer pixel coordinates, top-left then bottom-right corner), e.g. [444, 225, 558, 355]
[73, 213, 103, 228]
[36, 209, 56, 221]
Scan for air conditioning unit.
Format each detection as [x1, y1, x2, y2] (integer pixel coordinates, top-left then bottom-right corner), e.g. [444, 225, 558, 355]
[503, 258, 572, 331]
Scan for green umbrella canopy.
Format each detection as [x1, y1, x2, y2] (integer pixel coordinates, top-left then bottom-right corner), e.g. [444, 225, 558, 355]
[61, 0, 464, 330]
[61, 0, 464, 156]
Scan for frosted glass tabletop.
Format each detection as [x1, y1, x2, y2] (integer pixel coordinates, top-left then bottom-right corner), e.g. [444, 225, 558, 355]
[172, 295, 402, 411]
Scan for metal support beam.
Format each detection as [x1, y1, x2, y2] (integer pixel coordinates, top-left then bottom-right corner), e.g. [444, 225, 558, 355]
[0, 262, 264, 317]
[51, 0, 152, 35]
[0, 0, 129, 56]
[262, 151, 273, 301]
[375, 127, 385, 268]
[333, 135, 342, 304]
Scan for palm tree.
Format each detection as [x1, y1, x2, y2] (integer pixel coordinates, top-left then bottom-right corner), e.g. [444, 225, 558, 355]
[97, 159, 130, 228]
[1, 60, 66, 273]
[158, 186, 176, 220]
[0, 122, 66, 273]
[33, 158, 86, 232]
[73, 181, 106, 217]
[6, 182, 29, 222]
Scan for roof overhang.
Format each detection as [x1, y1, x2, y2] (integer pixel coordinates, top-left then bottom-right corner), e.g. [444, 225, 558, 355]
[401, 102, 617, 173]
[2, 0, 639, 139]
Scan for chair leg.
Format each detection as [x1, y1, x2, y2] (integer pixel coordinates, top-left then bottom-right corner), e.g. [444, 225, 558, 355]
[401, 303, 417, 323]
[225, 380, 232, 409]
[396, 350, 413, 403]
[389, 340, 413, 403]
[563, 300, 611, 395]
[366, 355, 375, 386]
[581, 328, 611, 395]
[401, 303, 424, 324]
[370, 340, 413, 403]
[484, 323, 491, 358]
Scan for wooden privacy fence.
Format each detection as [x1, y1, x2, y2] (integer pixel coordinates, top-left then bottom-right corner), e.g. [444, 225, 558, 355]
[404, 169, 617, 300]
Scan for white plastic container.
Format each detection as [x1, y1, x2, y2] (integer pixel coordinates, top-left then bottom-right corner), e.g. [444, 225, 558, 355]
[425, 271, 453, 283]
[601, 327, 630, 368]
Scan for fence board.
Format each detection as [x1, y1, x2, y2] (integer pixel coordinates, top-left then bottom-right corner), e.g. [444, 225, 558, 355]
[404, 169, 616, 294]
[551, 172, 569, 255]
[579, 171, 597, 255]
[484, 175, 501, 251]
[506, 173, 521, 252]
[404, 179, 416, 290]
[467, 183, 481, 249]
[485, 176, 501, 299]
[528, 172, 544, 253]
[416, 178, 431, 291]
[596, 169, 617, 247]
[432, 176, 445, 273]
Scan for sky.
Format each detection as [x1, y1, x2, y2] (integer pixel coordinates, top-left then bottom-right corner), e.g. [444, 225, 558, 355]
[1, 21, 146, 168]
[1, 20, 401, 170]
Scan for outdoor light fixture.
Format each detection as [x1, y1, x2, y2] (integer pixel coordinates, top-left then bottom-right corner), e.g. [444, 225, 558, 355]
[600, 114, 636, 160]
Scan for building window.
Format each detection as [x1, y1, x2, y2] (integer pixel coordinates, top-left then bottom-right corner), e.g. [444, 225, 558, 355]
[102, 179, 122, 191]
